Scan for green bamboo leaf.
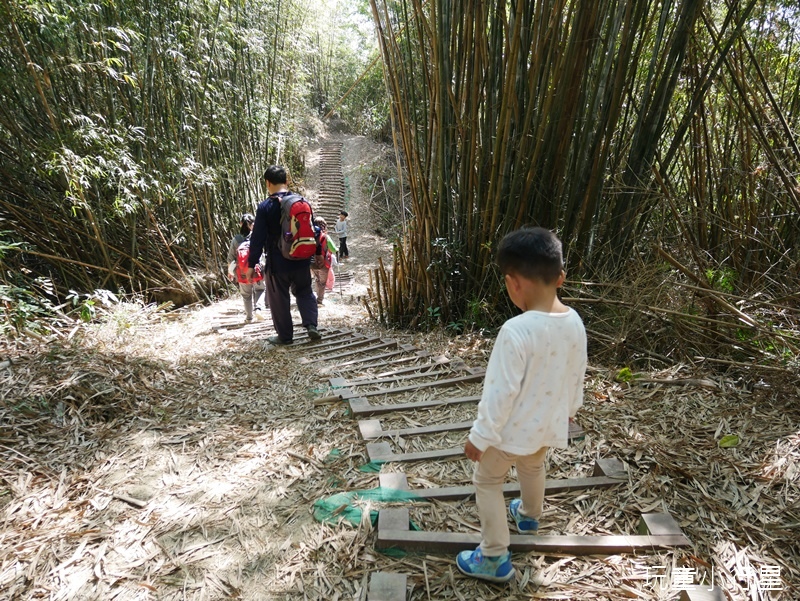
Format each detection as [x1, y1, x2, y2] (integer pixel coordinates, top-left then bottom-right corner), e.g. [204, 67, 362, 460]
[718, 434, 740, 448]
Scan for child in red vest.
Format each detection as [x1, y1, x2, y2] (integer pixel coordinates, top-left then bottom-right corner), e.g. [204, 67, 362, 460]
[312, 217, 337, 305]
[226, 214, 266, 322]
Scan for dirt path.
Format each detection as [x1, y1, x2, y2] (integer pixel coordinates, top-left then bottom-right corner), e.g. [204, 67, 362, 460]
[301, 132, 395, 309]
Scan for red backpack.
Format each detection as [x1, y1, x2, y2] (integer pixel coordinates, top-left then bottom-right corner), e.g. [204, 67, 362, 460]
[236, 240, 263, 284]
[316, 231, 333, 269]
[278, 193, 317, 260]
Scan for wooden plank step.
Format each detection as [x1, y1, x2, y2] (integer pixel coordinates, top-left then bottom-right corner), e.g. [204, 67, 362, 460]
[337, 369, 485, 400]
[359, 418, 586, 442]
[376, 507, 690, 553]
[365, 423, 588, 463]
[299, 333, 366, 352]
[240, 326, 342, 340]
[330, 363, 469, 389]
[349, 394, 481, 416]
[363, 361, 449, 379]
[311, 337, 385, 359]
[325, 345, 422, 370]
[336, 352, 432, 373]
[360, 419, 473, 439]
[371, 355, 452, 377]
[271, 328, 353, 344]
[368, 572, 406, 601]
[311, 339, 399, 367]
[593, 457, 627, 479]
[367, 441, 463, 463]
[305, 336, 381, 357]
[376, 460, 625, 500]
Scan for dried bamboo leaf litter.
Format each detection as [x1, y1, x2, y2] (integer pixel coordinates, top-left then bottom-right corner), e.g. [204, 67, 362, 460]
[1, 293, 798, 599]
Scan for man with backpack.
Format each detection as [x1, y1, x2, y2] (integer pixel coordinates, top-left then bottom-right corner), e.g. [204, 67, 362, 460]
[247, 165, 322, 345]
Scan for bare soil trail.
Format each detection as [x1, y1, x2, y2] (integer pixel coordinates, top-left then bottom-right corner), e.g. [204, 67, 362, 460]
[0, 135, 798, 600]
[300, 131, 396, 314]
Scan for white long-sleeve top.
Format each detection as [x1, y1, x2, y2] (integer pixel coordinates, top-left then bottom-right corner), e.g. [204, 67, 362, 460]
[334, 219, 348, 236]
[469, 308, 587, 455]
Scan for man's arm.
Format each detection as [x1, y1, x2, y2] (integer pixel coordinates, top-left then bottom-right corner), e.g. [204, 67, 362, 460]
[247, 201, 270, 275]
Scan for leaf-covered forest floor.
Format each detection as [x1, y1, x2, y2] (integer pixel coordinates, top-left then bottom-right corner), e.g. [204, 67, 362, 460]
[1, 134, 798, 600]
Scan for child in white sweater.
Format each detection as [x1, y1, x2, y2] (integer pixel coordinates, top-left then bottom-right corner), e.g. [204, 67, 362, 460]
[457, 227, 587, 583]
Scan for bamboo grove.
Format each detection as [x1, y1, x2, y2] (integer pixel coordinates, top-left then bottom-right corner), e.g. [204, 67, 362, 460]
[369, 0, 800, 364]
[0, 0, 372, 306]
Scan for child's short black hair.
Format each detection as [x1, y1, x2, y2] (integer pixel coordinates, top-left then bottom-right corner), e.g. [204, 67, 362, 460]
[497, 227, 564, 284]
[263, 165, 287, 184]
[340, 211, 348, 217]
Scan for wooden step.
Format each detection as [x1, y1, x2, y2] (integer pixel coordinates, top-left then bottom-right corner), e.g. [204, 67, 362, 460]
[376, 507, 691, 553]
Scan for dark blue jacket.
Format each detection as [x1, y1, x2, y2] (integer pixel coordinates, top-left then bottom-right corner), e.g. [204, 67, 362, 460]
[249, 191, 312, 273]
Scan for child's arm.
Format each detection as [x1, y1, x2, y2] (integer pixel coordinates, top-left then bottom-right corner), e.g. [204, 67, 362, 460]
[326, 236, 338, 254]
[569, 336, 588, 418]
[468, 326, 526, 455]
[464, 439, 483, 461]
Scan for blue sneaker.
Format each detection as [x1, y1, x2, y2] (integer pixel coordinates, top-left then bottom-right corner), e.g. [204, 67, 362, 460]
[509, 499, 539, 533]
[456, 546, 515, 583]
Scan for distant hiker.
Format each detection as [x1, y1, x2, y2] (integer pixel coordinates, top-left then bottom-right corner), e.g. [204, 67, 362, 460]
[227, 214, 266, 323]
[247, 165, 321, 345]
[311, 217, 337, 306]
[334, 211, 349, 259]
[456, 227, 587, 583]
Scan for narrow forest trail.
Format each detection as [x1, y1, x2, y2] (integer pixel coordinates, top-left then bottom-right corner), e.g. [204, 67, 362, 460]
[0, 135, 798, 600]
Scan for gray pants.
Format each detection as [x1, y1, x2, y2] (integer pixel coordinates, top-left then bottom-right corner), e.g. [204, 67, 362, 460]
[239, 281, 266, 320]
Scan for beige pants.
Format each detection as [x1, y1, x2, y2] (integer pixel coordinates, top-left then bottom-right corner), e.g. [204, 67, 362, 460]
[311, 266, 329, 303]
[474, 445, 548, 556]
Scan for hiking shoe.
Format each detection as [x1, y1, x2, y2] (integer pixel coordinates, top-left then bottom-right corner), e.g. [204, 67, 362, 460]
[456, 547, 514, 583]
[306, 325, 322, 340]
[267, 335, 291, 345]
[509, 499, 539, 533]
